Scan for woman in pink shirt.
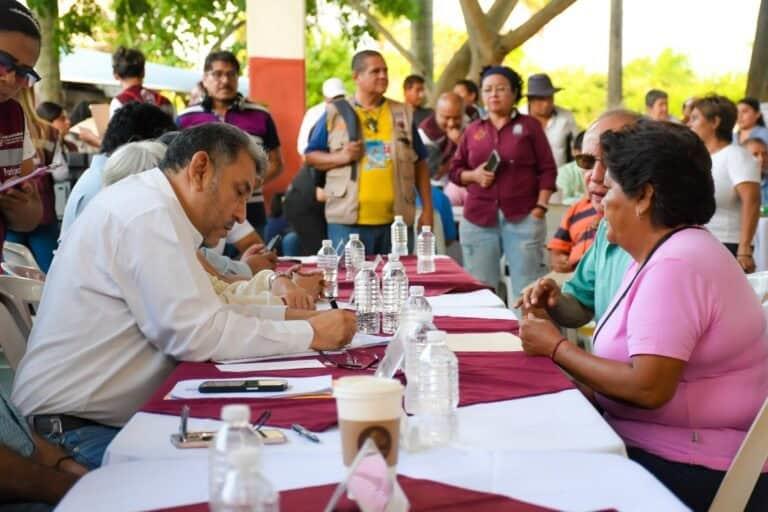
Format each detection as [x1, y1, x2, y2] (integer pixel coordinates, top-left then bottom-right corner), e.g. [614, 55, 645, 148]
[521, 120, 768, 511]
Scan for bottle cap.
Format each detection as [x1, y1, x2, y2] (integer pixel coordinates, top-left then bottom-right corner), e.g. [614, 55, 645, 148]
[322, 239, 332, 246]
[388, 253, 400, 262]
[421, 225, 432, 233]
[394, 215, 404, 222]
[221, 404, 250, 423]
[349, 234, 360, 240]
[409, 285, 425, 296]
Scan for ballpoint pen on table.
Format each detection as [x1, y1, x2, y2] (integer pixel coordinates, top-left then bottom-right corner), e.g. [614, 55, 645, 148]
[253, 409, 271, 438]
[291, 423, 320, 443]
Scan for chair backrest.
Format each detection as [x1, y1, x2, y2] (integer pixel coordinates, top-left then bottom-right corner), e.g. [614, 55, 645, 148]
[709, 396, 768, 512]
[2, 242, 40, 270]
[1, 262, 45, 282]
[0, 300, 28, 370]
[0, 275, 44, 336]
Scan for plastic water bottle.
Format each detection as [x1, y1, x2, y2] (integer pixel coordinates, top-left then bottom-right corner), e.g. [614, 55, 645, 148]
[416, 226, 436, 274]
[401, 286, 435, 414]
[209, 405, 278, 512]
[354, 261, 380, 334]
[381, 254, 409, 335]
[317, 239, 339, 299]
[343, 234, 365, 281]
[391, 215, 408, 257]
[417, 330, 459, 447]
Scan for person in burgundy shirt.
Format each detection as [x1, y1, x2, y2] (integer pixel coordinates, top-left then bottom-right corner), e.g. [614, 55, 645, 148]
[449, 66, 557, 301]
[177, 50, 282, 238]
[109, 47, 174, 119]
[0, 0, 44, 262]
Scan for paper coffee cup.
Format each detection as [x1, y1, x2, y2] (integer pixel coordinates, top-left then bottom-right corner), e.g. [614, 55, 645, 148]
[334, 376, 404, 467]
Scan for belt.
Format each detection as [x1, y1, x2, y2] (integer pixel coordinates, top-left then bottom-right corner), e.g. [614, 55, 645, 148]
[29, 414, 99, 436]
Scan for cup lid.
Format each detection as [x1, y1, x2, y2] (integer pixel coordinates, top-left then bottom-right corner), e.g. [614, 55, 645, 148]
[333, 376, 403, 399]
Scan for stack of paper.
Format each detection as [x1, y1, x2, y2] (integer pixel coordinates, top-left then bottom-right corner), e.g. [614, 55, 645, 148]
[445, 332, 522, 352]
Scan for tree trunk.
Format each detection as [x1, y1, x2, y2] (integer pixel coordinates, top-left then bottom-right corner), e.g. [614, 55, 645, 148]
[410, 0, 434, 85]
[746, 0, 768, 100]
[30, 0, 62, 104]
[607, 0, 623, 108]
[434, 0, 518, 95]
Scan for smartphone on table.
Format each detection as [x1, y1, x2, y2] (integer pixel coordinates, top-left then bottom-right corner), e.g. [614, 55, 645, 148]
[198, 379, 289, 393]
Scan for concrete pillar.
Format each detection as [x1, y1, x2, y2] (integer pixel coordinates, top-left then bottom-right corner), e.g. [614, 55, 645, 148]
[246, 0, 306, 197]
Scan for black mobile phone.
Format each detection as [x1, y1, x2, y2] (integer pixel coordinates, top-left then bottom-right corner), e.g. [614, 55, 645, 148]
[485, 150, 501, 173]
[198, 379, 289, 393]
[266, 234, 282, 252]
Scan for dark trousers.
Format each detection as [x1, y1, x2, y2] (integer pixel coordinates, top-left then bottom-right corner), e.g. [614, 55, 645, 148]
[628, 447, 768, 512]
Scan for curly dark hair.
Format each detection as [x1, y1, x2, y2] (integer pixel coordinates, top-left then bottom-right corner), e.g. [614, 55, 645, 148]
[601, 120, 715, 228]
[100, 102, 176, 155]
[480, 66, 523, 104]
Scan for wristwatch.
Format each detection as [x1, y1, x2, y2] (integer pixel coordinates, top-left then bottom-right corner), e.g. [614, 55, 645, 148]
[267, 272, 291, 290]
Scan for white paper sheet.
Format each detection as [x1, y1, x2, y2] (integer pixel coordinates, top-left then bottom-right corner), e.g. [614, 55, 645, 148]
[215, 360, 325, 373]
[445, 332, 522, 352]
[431, 306, 517, 320]
[215, 333, 391, 364]
[426, 290, 504, 309]
[169, 375, 332, 399]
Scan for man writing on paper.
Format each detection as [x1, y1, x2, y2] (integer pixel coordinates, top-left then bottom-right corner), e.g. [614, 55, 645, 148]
[12, 124, 356, 469]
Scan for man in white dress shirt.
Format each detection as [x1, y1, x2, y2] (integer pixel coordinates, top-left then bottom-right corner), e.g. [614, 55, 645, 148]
[12, 123, 356, 469]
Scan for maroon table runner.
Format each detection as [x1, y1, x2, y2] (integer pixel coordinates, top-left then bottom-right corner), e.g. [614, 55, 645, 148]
[433, 316, 519, 334]
[140, 346, 572, 432]
[279, 256, 490, 299]
[155, 475, 558, 511]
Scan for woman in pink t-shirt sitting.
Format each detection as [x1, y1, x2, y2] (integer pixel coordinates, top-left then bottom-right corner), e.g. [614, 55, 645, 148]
[521, 120, 768, 511]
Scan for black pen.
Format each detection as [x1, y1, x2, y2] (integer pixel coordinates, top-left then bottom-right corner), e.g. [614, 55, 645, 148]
[291, 423, 320, 443]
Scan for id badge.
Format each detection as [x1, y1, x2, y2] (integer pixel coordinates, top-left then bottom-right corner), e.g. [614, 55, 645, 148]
[365, 140, 389, 170]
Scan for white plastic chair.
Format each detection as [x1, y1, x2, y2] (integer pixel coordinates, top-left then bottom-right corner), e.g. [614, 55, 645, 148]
[0, 301, 28, 370]
[709, 396, 768, 511]
[2, 241, 40, 270]
[0, 275, 43, 337]
[1, 262, 45, 282]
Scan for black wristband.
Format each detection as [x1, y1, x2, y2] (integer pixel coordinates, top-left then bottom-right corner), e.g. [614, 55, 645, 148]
[534, 204, 548, 213]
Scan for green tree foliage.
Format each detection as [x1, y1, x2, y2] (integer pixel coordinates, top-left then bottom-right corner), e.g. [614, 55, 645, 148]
[305, 31, 355, 106]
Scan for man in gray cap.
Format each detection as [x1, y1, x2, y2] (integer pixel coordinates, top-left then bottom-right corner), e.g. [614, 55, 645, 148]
[522, 73, 578, 168]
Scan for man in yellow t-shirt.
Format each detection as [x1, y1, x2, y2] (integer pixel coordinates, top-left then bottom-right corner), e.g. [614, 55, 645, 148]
[305, 50, 433, 255]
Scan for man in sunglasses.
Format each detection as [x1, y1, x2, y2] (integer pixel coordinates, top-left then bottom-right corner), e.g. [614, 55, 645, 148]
[0, 0, 44, 261]
[518, 109, 640, 329]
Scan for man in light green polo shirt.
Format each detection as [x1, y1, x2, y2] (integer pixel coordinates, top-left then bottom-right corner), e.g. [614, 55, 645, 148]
[519, 109, 639, 326]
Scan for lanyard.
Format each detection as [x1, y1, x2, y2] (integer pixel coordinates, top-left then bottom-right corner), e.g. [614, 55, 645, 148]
[591, 225, 702, 347]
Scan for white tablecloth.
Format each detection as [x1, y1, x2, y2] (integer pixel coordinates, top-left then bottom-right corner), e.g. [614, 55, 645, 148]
[57, 449, 688, 512]
[103, 390, 624, 466]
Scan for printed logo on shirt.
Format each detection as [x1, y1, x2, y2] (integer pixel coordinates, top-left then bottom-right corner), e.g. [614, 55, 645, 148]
[364, 140, 389, 170]
[473, 128, 487, 141]
[512, 124, 524, 136]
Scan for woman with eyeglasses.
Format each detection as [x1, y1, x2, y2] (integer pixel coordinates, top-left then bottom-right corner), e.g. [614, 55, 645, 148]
[734, 97, 768, 146]
[0, 0, 44, 262]
[521, 121, 768, 511]
[688, 95, 760, 272]
[448, 66, 557, 300]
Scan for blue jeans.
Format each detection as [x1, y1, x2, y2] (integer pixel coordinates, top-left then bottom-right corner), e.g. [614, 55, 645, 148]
[281, 231, 300, 256]
[327, 223, 392, 256]
[6, 222, 60, 273]
[45, 424, 120, 469]
[459, 213, 546, 300]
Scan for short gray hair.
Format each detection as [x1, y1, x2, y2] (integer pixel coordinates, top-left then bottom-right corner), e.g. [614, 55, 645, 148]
[102, 141, 168, 187]
[160, 123, 267, 179]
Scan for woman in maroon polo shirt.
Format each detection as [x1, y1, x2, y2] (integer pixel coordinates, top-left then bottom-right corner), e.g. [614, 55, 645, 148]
[0, 0, 44, 259]
[449, 66, 557, 301]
